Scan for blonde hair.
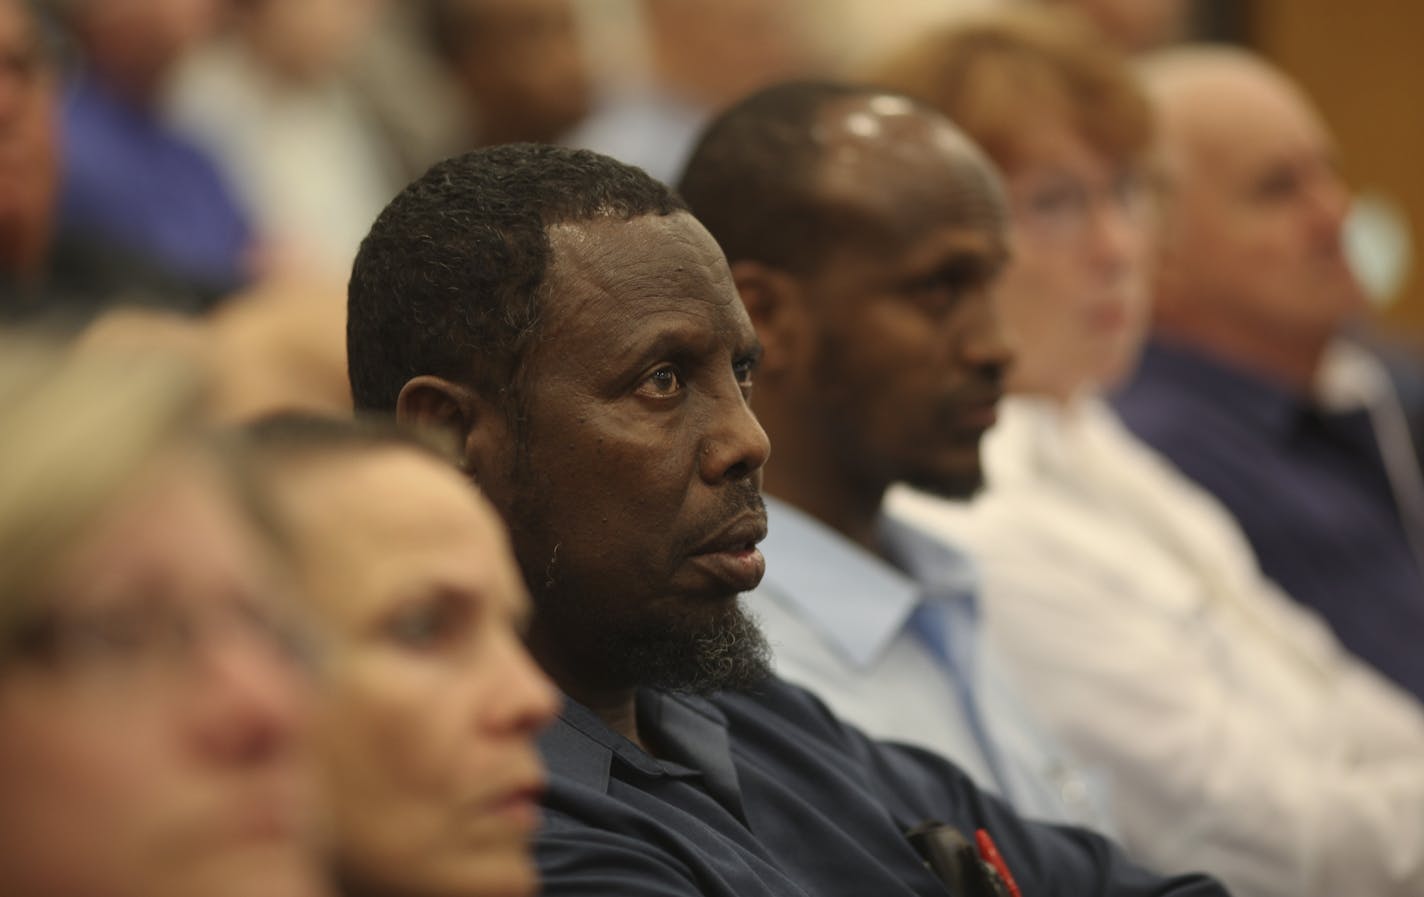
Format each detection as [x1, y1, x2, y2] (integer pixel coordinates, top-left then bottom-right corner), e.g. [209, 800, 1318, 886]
[0, 332, 207, 652]
[865, 6, 1153, 174]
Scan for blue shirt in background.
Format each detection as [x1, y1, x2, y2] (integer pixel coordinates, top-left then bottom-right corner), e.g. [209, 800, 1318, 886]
[59, 75, 254, 295]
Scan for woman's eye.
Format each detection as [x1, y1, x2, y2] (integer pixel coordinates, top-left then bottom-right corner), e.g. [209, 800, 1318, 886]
[385, 596, 468, 650]
[637, 366, 684, 398]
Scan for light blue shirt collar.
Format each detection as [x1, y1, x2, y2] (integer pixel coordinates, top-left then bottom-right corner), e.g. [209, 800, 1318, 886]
[757, 496, 981, 670]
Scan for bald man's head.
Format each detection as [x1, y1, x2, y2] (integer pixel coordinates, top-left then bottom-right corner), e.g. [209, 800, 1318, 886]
[1141, 47, 1364, 384]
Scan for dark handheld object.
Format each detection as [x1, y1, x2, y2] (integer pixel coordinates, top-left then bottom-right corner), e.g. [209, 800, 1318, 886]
[906, 821, 1016, 897]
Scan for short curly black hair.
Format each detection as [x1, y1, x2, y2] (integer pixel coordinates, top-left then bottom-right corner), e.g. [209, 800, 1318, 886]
[347, 143, 686, 415]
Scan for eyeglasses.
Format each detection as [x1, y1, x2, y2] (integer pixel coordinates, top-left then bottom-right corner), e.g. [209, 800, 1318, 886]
[1011, 169, 1158, 244]
[2, 595, 317, 693]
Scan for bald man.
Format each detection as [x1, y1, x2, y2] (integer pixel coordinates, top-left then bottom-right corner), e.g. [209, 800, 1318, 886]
[1113, 48, 1424, 702]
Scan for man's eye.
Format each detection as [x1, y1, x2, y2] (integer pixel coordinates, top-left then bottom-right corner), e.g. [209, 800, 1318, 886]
[733, 358, 756, 390]
[636, 366, 684, 398]
[1253, 168, 1301, 202]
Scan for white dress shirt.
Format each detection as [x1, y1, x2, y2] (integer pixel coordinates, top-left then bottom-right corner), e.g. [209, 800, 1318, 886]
[749, 496, 1114, 832]
[888, 394, 1424, 897]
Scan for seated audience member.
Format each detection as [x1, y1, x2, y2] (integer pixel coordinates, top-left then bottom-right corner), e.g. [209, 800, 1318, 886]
[0, 0, 210, 320]
[167, 0, 404, 275]
[51, 0, 255, 295]
[676, 81, 1110, 831]
[565, 0, 816, 183]
[239, 415, 560, 897]
[425, 0, 593, 149]
[346, 142, 1227, 896]
[73, 273, 352, 424]
[867, 13, 1424, 897]
[0, 337, 327, 897]
[1111, 48, 1424, 702]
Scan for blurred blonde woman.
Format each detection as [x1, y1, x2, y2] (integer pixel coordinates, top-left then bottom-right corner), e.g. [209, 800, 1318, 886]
[0, 334, 329, 897]
[240, 414, 560, 897]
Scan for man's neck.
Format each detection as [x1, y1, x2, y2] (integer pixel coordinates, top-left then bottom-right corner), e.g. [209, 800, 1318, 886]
[758, 399, 887, 556]
[526, 628, 646, 750]
[1155, 320, 1330, 395]
[577, 687, 644, 751]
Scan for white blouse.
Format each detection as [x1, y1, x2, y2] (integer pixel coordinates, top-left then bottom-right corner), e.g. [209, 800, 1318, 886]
[888, 394, 1424, 897]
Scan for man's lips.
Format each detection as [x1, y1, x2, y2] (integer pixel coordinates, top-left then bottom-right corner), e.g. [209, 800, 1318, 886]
[947, 389, 1002, 433]
[687, 512, 769, 593]
[690, 512, 768, 556]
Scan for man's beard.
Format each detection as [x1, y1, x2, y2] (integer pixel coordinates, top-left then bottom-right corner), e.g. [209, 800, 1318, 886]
[618, 598, 773, 694]
[529, 562, 774, 696]
[900, 465, 985, 502]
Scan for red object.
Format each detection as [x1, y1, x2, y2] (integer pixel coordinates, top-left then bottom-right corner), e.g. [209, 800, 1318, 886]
[976, 828, 1024, 897]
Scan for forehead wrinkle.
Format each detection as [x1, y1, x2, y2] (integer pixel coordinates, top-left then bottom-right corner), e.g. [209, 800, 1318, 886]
[544, 216, 739, 338]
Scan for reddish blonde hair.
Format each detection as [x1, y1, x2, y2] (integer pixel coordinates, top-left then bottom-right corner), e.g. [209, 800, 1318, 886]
[865, 7, 1153, 173]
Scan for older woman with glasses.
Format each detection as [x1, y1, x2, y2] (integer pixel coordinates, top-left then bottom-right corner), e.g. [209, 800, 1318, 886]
[873, 9, 1424, 897]
[0, 335, 329, 897]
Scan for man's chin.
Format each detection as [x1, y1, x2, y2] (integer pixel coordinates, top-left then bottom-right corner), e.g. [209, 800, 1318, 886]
[636, 602, 773, 695]
[903, 467, 986, 502]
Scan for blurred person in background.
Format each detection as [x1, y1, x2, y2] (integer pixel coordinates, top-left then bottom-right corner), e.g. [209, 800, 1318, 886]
[566, 0, 818, 183]
[74, 273, 351, 423]
[874, 12, 1424, 897]
[0, 335, 328, 897]
[426, 0, 592, 151]
[50, 0, 257, 296]
[1113, 48, 1424, 704]
[241, 415, 560, 897]
[1, 0, 210, 319]
[167, 0, 405, 275]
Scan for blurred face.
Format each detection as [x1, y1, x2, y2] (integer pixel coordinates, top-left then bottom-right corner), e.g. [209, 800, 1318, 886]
[452, 0, 590, 143]
[0, 0, 58, 274]
[1155, 64, 1365, 351]
[787, 96, 1013, 499]
[0, 454, 325, 897]
[649, 0, 812, 108]
[996, 122, 1153, 398]
[245, 0, 385, 83]
[475, 212, 773, 698]
[273, 448, 558, 897]
[75, 0, 223, 94]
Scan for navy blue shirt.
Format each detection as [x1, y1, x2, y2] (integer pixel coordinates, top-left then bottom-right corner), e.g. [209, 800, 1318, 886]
[59, 75, 254, 294]
[1114, 338, 1424, 702]
[535, 676, 1226, 896]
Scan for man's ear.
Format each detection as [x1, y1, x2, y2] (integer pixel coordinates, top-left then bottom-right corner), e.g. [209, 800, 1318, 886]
[396, 375, 507, 483]
[730, 259, 809, 380]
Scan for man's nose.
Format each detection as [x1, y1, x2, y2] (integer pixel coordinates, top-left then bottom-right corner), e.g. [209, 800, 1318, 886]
[699, 388, 771, 484]
[1309, 172, 1353, 241]
[960, 290, 1015, 376]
